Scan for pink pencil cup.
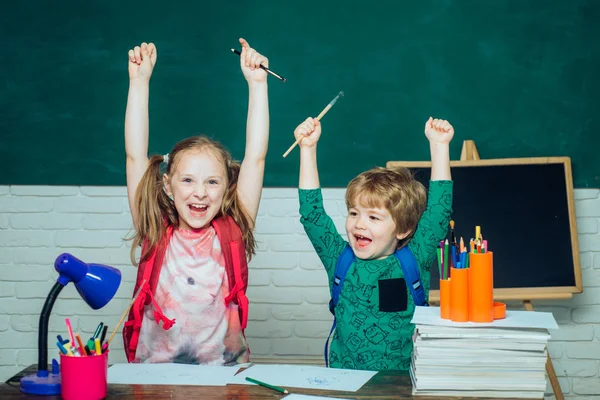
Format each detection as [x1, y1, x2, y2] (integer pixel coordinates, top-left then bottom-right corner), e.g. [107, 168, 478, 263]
[60, 351, 108, 400]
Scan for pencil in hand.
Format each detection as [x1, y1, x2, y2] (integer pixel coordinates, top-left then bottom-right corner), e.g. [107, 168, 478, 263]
[282, 91, 344, 158]
[230, 48, 286, 82]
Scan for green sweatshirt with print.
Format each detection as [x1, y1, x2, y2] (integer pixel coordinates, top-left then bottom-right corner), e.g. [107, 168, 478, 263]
[299, 181, 453, 371]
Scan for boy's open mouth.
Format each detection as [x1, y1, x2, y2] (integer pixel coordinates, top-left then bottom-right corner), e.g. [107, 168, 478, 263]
[354, 234, 372, 248]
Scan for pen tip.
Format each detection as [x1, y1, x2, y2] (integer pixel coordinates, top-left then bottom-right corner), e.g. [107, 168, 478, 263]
[339, 91, 344, 97]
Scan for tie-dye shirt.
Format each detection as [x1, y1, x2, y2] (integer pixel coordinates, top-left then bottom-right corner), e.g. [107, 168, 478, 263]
[134, 226, 249, 365]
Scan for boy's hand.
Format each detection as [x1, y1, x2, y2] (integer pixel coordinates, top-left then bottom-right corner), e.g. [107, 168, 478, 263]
[424, 117, 454, 144]
[239, 38, 268, 84]
[294, 117, 322, 148]
[128, 42, 157, 82]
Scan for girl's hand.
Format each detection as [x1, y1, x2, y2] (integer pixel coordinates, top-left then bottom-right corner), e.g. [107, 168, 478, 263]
[128, 42, 157, 82]
[239, 38, 268, 84]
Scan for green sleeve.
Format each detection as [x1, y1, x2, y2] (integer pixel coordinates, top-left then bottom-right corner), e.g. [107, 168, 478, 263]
[298, 188, 347, 280]
[409, 180, 453, 295]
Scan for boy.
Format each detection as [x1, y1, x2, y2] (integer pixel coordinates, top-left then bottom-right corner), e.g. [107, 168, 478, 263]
[296, 116, 453, 371]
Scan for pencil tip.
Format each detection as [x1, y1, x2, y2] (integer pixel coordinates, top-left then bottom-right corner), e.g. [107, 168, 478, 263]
[339, 91, 344, 97]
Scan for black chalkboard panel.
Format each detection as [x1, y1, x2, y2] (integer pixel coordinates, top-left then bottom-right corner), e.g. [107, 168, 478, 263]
[387, 158, 582, 301]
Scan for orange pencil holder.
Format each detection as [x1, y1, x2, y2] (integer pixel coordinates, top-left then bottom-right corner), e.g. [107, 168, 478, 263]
[449, 267, 469, 322]
[469, 252, 494, 323]
[439, 279, 452, 319]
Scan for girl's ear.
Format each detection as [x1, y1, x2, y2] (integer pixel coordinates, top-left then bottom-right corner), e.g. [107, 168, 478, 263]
[162, 174, 173, 199]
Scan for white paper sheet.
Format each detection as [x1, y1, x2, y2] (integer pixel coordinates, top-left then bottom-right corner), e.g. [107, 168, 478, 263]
[107, 363, 240, 386]
[229, 364, 377, 392]
[411, 306, 558, 330]
[282, 395, 353, 400]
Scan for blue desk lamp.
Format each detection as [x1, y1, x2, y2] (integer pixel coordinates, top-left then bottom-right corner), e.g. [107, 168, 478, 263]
[20, 253, 122, 395]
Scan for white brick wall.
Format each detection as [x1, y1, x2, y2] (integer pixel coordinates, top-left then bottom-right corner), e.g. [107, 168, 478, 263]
[0, 186, 599, 399]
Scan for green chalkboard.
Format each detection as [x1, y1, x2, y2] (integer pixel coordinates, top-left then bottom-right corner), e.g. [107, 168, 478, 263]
[2, 1, 599, 187]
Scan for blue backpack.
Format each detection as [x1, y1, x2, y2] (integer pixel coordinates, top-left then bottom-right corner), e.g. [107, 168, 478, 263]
[325, 244, 428, 367]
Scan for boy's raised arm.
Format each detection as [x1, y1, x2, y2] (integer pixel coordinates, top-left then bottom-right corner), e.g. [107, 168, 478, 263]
[296, 117, 322, 189]
[425, 117, 453, 181]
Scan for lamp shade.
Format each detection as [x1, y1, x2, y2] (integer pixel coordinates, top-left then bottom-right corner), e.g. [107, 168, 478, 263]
[54, 253, 121, 309]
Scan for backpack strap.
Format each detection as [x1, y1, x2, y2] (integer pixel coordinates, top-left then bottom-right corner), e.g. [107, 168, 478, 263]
[329, 245, 355, 315]
[123, 225, 176, 362]
[212, 215, 249, 330]
[324, 244, 354, 367]
[394, 247, 429, 307]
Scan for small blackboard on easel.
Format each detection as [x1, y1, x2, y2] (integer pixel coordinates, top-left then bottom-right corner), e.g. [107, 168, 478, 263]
[387, 140, 582, 300]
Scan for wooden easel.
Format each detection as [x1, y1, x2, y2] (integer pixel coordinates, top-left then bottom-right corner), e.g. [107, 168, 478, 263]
[460, 140, 564, 400]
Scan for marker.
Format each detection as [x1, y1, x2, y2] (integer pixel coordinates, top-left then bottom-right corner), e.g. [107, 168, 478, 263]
[60, 342, 74, 356]
[245, 377, 288, 394]
[65, 318, 75, 347]
[57, 335, 69, 345]
[68, 343, 80, 357]
[94, 338, 102, 355]
[99, 325, 108, 344]
[449, 220, 456, 245]
[444, 240, 449, 275]
[92, 322, 104, 339]
[88, 322, 104, 349]
[75, 334, 87, 357]
[230, 48, 286, 82]
[57, 341, 69, 355]
[436, 247, 442, 279]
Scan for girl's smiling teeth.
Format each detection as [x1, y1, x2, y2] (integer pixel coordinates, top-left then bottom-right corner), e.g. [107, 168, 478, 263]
[189, 203, 208, 217]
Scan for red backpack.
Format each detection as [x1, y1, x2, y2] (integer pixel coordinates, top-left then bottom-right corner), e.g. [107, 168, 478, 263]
[122, 215, 249, 363]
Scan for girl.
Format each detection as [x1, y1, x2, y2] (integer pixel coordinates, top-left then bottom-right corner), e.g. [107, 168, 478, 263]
[122, 39, 269, 365]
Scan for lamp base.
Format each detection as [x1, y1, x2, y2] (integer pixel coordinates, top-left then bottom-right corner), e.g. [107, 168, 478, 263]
[20, 369, 61, 395]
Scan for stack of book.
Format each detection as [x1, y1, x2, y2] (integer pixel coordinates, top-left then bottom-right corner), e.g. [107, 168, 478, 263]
[410, 306, 558, 399]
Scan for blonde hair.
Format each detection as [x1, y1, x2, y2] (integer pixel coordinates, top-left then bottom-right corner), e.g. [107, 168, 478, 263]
[129, 136, 256, 265]
[345, 166, 427, 248]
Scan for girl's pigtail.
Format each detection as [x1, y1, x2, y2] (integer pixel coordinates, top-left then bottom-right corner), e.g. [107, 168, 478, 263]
[129, 155, 177, 265]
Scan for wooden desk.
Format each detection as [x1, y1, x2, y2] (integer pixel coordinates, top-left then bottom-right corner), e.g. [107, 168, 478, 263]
[1, 364, 533, 399]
